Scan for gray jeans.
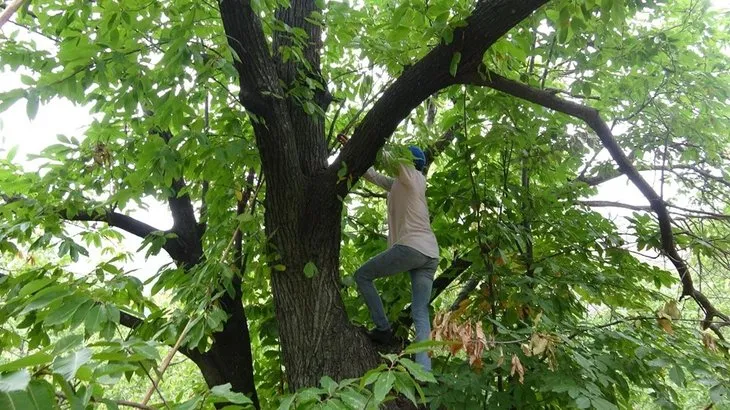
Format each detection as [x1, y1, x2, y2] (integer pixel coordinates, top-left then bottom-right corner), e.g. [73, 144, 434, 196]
[354, 244, 438, 371]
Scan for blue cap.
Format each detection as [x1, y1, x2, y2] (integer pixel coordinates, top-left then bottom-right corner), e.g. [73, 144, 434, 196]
[409, 146, 426, 171]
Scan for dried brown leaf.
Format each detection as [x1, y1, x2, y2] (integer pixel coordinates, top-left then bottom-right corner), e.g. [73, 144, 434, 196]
[702, 331, 718, 353]
[521, 343, 532, 357]
[664, 300, 681, 320]
[476, 322, 487, 348]
[460, 322, 472, 348]
[657, 317, 674, 334]
[510, 354, 525, 384]
[531, 334, 549, 356]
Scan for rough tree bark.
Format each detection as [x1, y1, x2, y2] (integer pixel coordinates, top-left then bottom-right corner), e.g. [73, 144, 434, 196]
[15, 0, 550, 401]
[217, 0, 549, 391]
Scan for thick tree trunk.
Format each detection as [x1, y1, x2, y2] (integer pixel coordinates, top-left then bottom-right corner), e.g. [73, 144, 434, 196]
[191, 293, 260, 408]
[269, 175, 380, 390]
[216, 0, 550, 392]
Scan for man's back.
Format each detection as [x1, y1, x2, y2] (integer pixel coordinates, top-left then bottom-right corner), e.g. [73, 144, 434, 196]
[388, 164, 439, 259]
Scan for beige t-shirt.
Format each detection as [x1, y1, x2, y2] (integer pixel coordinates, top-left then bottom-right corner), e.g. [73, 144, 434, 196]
[363, 164, 439, 259]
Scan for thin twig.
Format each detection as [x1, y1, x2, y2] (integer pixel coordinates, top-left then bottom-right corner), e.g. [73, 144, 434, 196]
[141, 320, 194, 406]
[570, 315, 730, 339]
[0, 0, 27, 29]
[56, 393, 155, 410]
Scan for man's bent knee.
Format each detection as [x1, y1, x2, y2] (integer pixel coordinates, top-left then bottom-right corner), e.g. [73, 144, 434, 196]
[354, 270, 368, 287]
[354, 265, 375, 282]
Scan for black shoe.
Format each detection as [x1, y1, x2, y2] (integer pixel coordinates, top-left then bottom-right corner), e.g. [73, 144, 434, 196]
[366, 328, 396, 345]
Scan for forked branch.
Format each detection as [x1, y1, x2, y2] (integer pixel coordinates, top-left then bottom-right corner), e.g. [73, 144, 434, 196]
[331, 0, 549, 191]
[463, 69, 729, 337]
[217, 0, 282, 118]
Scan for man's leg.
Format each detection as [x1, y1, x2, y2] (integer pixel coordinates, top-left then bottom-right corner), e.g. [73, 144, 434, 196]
[409, 257, 438, 371]
[354, 245, 426, 333]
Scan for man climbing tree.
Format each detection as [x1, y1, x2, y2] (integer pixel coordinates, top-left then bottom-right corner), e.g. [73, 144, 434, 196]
[338, 134, 439, 372]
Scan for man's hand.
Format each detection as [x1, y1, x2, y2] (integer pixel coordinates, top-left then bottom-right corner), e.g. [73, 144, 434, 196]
[336, 133, 349, 146]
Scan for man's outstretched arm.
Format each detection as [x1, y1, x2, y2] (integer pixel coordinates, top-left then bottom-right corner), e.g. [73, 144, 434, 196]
[339, 133, 396, 191]
[362, 167, 394, 191]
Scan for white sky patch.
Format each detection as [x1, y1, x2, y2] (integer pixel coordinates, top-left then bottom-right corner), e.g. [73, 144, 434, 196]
[0, 70, 172, 284]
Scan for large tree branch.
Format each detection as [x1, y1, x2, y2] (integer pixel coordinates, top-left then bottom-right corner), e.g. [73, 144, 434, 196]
[329, 0, 549, 191]
[217, 0, 303, 185]
[272, 0, 330, 174]
[580, 200, 730, 221]
[575, 161, 727, 187]
[234, 168, 257, 271]
[149, 130, 203, 265]
[464, 70, 729, 336]
[168, 178, 202, 263]
[273, 1, 323, 93]
[3, 188, 194, 266]
[68, 209, 155, 240]
[217, 0, 282, 118]
[65, 209, 192, 264]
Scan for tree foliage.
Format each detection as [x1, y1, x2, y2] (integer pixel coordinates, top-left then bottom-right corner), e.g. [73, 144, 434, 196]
[1, 0, 729, 409]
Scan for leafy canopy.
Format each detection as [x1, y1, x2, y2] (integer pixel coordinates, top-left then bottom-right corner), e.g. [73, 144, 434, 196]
[1, 0, 730, 409]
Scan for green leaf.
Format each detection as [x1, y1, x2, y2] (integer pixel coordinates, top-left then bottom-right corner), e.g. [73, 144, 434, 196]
[26, 381, 56, 410]
[18, 278, 54, 298]
[576, 396, 591, 409]
[600, 0, 613, 22]
[303, 262, 318, 279]
[84, 304, 104, 333]
[0, 391, 34, 410]
[647, 358, 669, 368]
[338, 387, 368, 408]
[209, 383, 253, 405]
[131, 343, 159, 361]
[591, 397, 619, 410]
[25, 92, 39, 120]
[449, 52, 461, 77]
[277, 394, 296, 410]
[668, 366, 685, 387]
[398, 358, 436, 383]
[559, 5, 571, 28]
[710, 383, 726, 404]
[6, 145, 18, 162]
[100, 399, 120, 410]
[320, 375, 338, 395]
[0, 352, 53, 373]
[403, 340, 445, 354]
[69, 301, 93, 330]
[359, 364, 386, 388]
[74, 365, 93, 382]
[52, 348, 92, 381]
[0, 89, 25, 112]
[393, 372, 417, 406]
[44, 296, 87, 326]
[321, 399, 347, 410]
[442, 29, 454, 44]
[337, 162, 348, 179]
[0, 370, 30, 393]
[174, 397, 203, 410]
[20, 286, 72, 314]
[372, 371, 395, 404]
